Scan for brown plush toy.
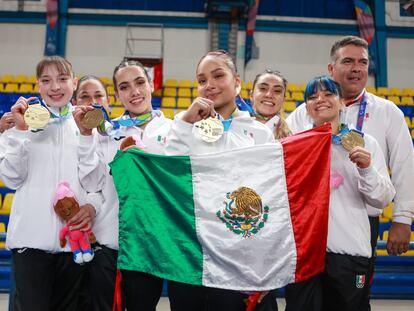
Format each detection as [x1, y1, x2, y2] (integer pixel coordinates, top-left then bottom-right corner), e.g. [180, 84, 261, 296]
[53, 182, 96, 264]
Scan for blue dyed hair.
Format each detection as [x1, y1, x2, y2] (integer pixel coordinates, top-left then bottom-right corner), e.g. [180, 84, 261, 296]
[304, 76, 342, 102]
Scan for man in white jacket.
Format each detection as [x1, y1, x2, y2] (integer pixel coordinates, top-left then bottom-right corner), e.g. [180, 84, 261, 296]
[286, 36, 414, 310]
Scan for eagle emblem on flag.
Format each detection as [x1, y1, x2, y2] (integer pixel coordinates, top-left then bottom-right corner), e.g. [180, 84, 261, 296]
[216, 187, 269, 238]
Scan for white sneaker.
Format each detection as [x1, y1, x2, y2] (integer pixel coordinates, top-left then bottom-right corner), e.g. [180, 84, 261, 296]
[74, 251, 84, 264]
[83, 251, 94, 263]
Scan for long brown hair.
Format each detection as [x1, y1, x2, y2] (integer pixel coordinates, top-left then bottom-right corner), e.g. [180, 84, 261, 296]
[252, 69, 292, 139]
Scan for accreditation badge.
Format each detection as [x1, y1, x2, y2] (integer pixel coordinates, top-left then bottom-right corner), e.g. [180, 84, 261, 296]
[24, 104, 50, 129]
[341, 130, 365, 151]
[80, 108, 104, 129]
[194, 116, 224, 143]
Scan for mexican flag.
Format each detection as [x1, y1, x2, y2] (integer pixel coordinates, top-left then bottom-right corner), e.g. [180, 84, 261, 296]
[110, 125, 331, 291]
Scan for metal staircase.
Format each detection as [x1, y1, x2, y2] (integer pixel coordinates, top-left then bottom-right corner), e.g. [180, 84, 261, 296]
[207, 1, 248, 60]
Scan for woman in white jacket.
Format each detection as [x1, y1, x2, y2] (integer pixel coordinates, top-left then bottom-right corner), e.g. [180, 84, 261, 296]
[0, 56, 98, 311]
[284, 76, 395, 311]
[165, 50, 276, 311]
[73, 60, 172, 311]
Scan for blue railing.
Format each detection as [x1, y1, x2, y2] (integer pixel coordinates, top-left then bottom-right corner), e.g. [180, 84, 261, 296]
[2, 235, 412, 298]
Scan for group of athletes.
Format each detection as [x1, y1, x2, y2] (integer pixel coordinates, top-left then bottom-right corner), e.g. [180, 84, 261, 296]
[0, 35, 413, 311]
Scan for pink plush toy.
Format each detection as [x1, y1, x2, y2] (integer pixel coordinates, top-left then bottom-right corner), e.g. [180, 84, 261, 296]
[53, 182, 96, 264]
[120, 135, 147, 151]
[330, 170, 344, 192]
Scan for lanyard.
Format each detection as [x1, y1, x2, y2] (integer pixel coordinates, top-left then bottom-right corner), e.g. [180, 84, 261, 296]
[96, 106, 159, 136]
[29, 98, 71, 120]
[255, 113, 271, 122]
[332, 124, 350, 145]
[332, 123, 364, 145]
[217, 109, 239, 132]
[236, 95, 255, 116]
[355, 92, 367, 131]
[113, 111, 154, 128]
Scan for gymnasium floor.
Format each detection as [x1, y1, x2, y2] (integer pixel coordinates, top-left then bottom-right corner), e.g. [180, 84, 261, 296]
[1, 295, 413, 310]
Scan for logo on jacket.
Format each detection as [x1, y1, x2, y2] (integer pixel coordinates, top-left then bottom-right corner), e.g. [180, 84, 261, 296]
[356, 275, 366, 288]
[216, 187, 269, 238]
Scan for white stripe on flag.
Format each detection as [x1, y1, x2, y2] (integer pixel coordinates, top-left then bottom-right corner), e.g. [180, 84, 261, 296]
[191, 143, 297, 290]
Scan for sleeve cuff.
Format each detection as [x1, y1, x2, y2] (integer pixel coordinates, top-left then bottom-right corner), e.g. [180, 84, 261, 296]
[8, 128, 30, 140]
[79, 134, 94, 145]
[392, 216, 412, 226]
[174, 117, 195, 130]
[85, 192, 103, 216]
[357, 165, 375, 177]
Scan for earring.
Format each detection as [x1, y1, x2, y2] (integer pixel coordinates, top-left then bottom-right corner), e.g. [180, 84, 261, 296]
[339, 108, 346, 124]
[235, 84, 241, 95]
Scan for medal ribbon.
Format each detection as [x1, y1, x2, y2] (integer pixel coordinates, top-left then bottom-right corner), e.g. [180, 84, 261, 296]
[217, 109, 239, 132]
[28, 98, 71, 120]
[255, 113, 272, 122]
[236, 95, 255, 116]
[113, 111, 155, 128]
[94, 105, 159, 136]
[34, 98, 72, 120]
[332, 124, 350, 145]
[332, 123, 364, 146]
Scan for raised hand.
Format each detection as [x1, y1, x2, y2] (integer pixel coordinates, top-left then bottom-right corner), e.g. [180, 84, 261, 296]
[0, 112, 15, 133]
[72, 105, 95, 136]
[181, 97, 215, 124]
[11, 96, 38, 130]
[68, 203, 96, 231]
[349, 146, 371, 169]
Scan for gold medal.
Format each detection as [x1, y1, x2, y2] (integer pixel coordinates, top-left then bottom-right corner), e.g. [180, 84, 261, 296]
[194, 117, 224, 143]
[341, 131, 365, 151]
[24, 104, 50, 129]
[80, 108, 104, 129]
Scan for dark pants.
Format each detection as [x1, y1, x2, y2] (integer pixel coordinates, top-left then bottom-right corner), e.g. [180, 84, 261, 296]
[285, 253, 370, 311]
[322, 253, 370, 311]
[168, 281, 278, 311]
[285, 275, 322, 311]
[360, 216, 379, 311]
[168, 281, 207, 311]
[121, 270, 164, 311]
[79, 244, 123, 311]
[12, 248, 85, 311]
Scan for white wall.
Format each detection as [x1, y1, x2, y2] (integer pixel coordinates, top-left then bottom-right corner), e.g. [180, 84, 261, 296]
[387, 38, 414, 88]
[0, 23, 45, 75]
[0, 22, 411, 88]
[66, 25, 126, 78]
[66, 26, 209, 80]
[162, 28, 209, 80]
[241, 32, 341, 84]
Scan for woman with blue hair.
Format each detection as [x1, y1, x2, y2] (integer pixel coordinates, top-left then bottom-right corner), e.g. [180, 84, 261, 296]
[284, 76, 395, 311]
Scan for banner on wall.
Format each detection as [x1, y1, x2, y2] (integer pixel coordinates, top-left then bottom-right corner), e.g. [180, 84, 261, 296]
[244, 0, 260, 66]
[152, 62, 163, 91]
[44, 0, 59, 56]
[354, 0, 375, 44]
[354, 0, 376, 74]
[401, 0, 414, 16]
[143, 62, 163, 91]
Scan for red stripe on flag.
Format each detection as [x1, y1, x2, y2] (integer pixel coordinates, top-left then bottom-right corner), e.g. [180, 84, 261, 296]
[280, 124, 331, 282]
[112, 269, 122, 311]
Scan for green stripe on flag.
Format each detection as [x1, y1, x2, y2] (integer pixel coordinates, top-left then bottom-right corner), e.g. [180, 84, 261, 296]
[109, 149, 203, 285]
